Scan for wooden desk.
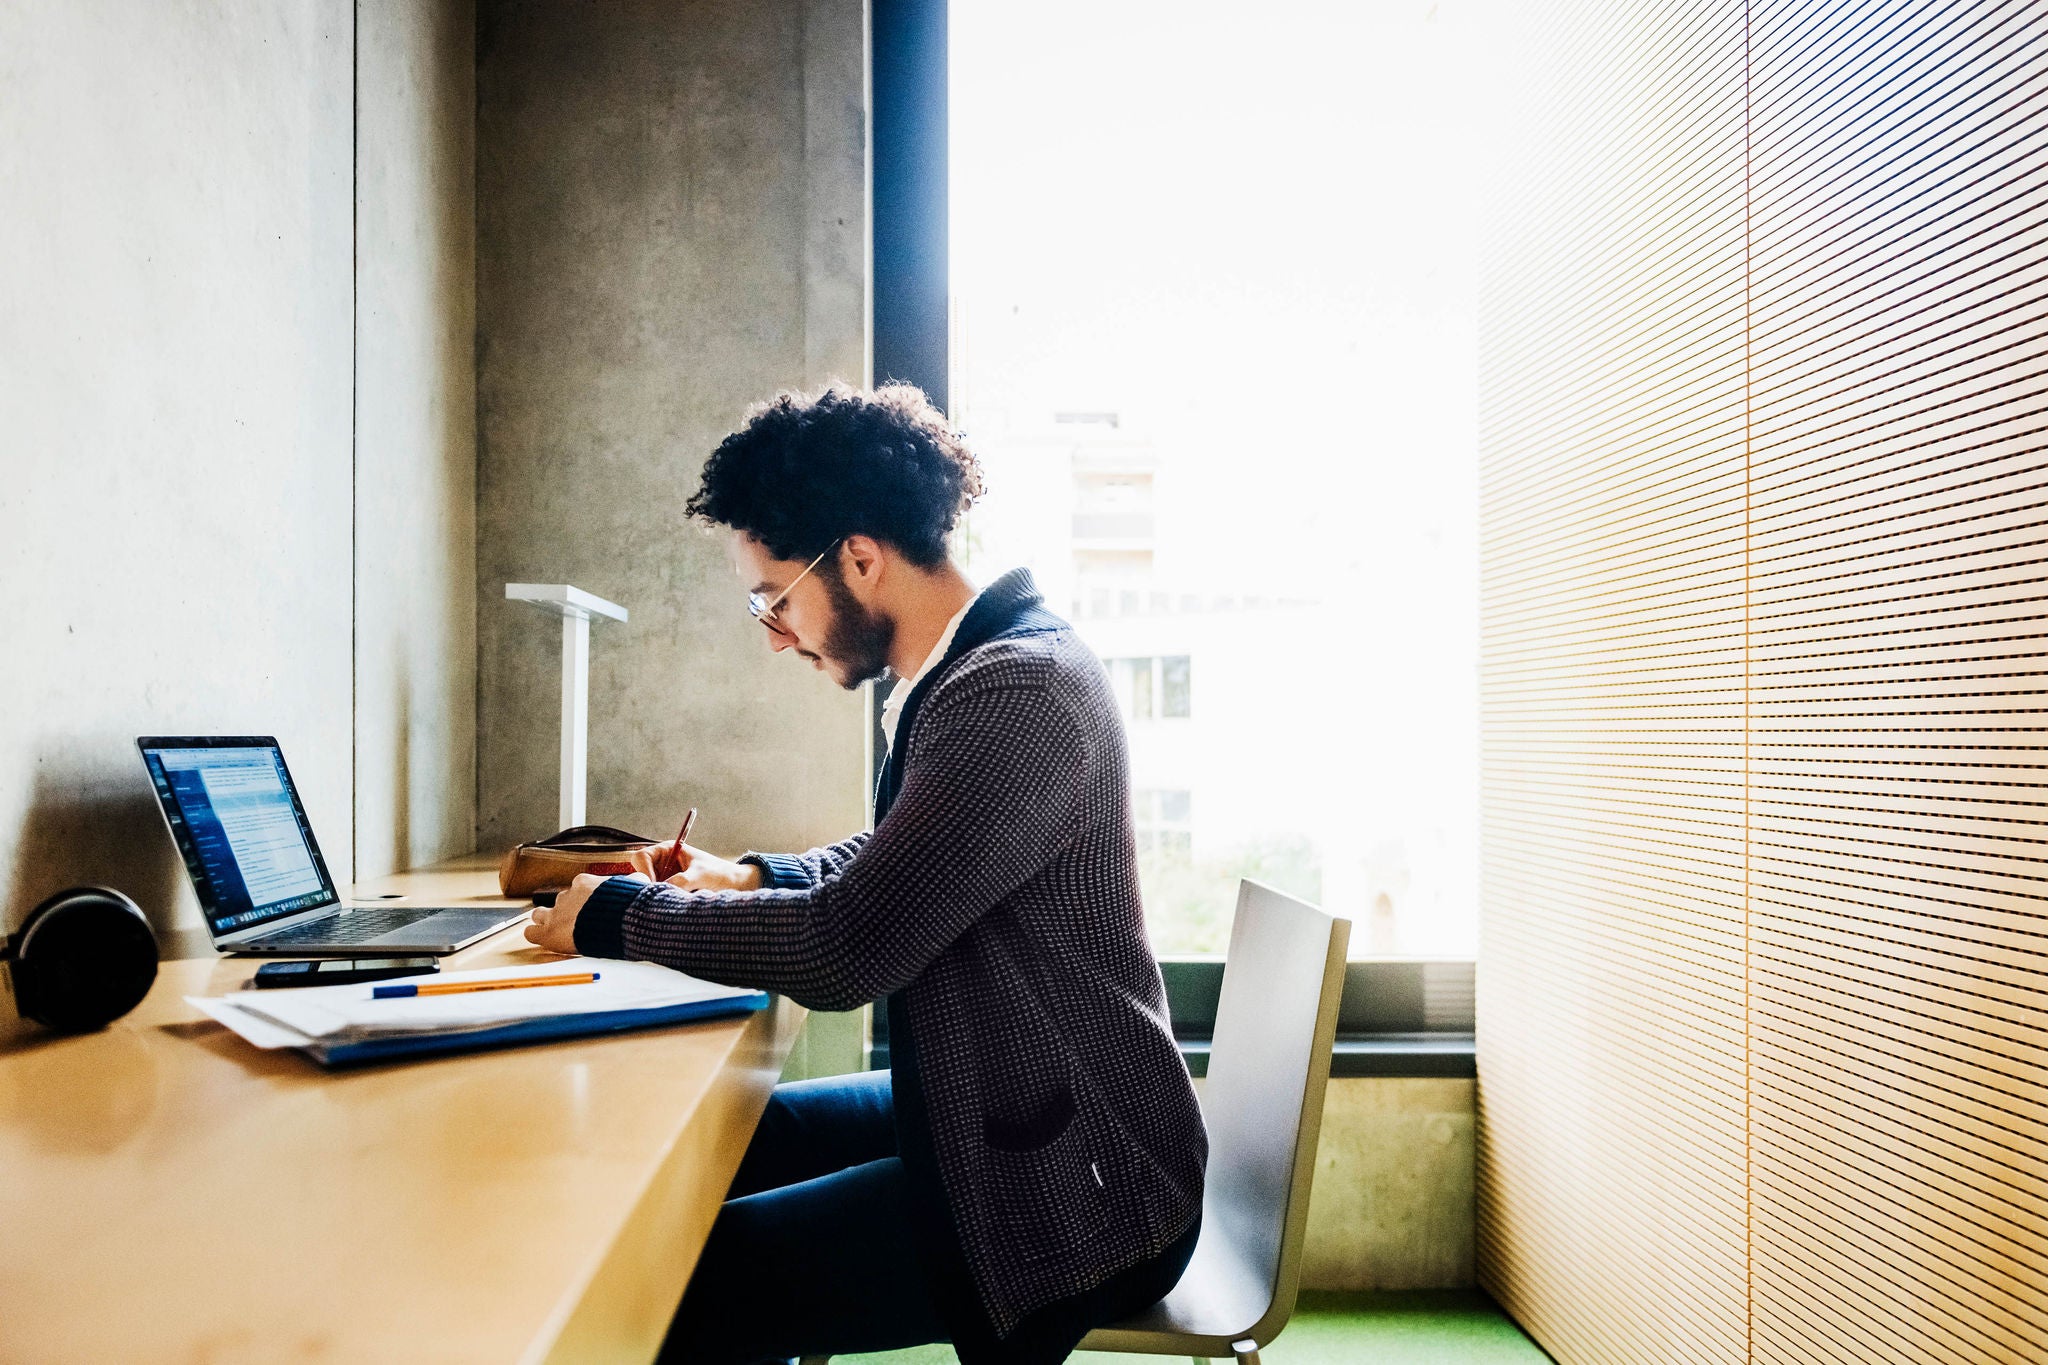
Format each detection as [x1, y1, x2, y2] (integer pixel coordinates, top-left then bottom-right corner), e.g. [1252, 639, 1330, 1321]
[0, 855, 803, 1365]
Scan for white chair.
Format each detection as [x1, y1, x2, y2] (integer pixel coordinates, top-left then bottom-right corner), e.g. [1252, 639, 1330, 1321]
[1077, 878, 1350, 1364]
[800, 878, 1349, 1365]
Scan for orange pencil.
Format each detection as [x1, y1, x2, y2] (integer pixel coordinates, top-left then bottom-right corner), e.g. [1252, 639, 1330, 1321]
[372, 972, 598, 999]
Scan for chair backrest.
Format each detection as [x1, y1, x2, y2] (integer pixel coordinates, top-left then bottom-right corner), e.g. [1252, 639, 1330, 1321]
[1200, 878, 1350, 1341]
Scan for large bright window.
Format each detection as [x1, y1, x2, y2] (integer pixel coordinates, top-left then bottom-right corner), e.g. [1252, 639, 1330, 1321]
[951, 1, 1479, 957]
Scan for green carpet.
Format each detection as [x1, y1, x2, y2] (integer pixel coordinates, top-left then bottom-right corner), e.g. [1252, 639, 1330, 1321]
[842, 1290, 1551, 1364]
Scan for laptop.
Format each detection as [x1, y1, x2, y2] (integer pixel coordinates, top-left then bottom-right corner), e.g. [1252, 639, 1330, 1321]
[138, 736, 529, 956]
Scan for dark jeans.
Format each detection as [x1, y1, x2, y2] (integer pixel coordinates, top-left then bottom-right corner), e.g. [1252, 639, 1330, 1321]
[657, 1070, 950, 1365]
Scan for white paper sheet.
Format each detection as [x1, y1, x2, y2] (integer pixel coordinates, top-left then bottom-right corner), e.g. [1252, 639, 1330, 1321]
[187, 993, 315, 1049]
[187, 958, 756, 1049]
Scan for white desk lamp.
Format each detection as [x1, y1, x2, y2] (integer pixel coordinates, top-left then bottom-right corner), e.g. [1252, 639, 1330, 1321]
[505, 583, 629, 828]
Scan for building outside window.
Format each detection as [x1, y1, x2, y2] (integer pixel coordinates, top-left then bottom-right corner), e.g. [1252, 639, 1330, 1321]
[1133, 788, 1194, 859]
[952, 0, 1479, 958]
[1108, 656, 1192, 722]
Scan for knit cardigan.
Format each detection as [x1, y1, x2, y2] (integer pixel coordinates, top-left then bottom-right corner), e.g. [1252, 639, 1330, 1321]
[573, 568, 1207, 1347]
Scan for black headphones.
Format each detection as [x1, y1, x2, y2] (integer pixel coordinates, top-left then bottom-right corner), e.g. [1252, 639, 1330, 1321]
[2, 887, 159, 1032]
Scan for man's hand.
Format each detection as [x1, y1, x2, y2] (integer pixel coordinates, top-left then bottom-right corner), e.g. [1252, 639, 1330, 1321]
[661, 845, 764, 893]
[525, 872, 642, 954]
[525, 851, 761, 955]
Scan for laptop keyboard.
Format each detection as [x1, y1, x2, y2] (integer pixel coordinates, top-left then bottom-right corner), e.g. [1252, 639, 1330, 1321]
[262, 908, 448, 946]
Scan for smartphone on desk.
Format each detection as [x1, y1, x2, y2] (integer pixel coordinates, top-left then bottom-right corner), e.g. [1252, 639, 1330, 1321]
[251, 957, 440, 989]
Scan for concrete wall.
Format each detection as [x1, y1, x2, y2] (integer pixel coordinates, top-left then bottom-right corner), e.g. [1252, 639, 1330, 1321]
[354, 0, 479, 879]
[1300, 1078, 1476, 1291]
[1, 1, 479, 955]
[1180, 1074, 1476, 1293]
[474, 0, 870, 856]
[0, 2, 354, 942]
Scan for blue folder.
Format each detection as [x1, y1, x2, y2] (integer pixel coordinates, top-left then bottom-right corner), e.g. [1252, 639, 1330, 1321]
[307, 990, 772, 1067]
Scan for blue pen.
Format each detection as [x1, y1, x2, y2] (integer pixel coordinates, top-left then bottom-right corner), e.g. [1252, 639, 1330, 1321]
[373, 970, 600, 999]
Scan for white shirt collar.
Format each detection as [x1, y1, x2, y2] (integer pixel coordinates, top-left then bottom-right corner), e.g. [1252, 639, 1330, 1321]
[880, 590, 979, 753]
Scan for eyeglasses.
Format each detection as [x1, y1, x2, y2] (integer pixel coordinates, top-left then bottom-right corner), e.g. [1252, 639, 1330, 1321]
[747, 540, 841, 626]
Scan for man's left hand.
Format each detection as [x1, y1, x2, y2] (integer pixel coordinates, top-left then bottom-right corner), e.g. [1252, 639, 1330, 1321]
[525, 872, 642, 954]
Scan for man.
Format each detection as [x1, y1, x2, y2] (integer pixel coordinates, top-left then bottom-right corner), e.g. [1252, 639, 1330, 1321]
[528, 385, 1206, 1365]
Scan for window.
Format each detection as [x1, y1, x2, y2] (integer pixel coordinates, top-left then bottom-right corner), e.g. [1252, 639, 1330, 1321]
[953, 1, 1479, 957]
[1107, 656, 1192, 723]
[1133, 788, 1193, 859]
[1160, 656, 1190, 719]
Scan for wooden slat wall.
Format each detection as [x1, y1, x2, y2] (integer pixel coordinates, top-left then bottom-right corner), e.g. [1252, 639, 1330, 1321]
[1747, 2, 2048, 1361]
[1476, 2, 1752, 1361]
[1479, 1, 2048, 1361]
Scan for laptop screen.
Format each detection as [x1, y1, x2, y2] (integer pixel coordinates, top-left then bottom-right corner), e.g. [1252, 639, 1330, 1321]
[139, 739, 338, 935]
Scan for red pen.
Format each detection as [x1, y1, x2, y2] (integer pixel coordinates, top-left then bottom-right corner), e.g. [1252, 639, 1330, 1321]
[667, 807, 698, 878]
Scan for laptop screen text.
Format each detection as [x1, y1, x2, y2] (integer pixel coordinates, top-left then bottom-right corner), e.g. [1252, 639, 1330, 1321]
[143, 745, 334, 934]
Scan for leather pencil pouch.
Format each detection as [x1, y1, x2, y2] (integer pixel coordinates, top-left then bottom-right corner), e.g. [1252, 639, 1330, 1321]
[498, 825, 684, 897]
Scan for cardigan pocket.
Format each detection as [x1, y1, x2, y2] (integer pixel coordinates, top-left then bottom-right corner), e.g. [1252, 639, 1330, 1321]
[983, 1083, 1077, 1154]
[980, 1101, 1111, 1267]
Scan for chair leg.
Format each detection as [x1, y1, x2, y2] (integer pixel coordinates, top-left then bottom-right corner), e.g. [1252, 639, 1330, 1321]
[1232, 1337, 1262, 1365]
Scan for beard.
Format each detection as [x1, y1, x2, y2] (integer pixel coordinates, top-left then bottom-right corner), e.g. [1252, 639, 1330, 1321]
[815, 566, 894, 689]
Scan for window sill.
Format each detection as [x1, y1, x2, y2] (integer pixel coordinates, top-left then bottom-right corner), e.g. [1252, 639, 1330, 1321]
[865, 960, 1478, 1075]
[1177, 1032, 1476, 1079]
[867, 1033, 1475, 1078]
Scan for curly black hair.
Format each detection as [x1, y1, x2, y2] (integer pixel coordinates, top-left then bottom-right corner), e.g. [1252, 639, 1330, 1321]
[685, 384, 985, 568]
